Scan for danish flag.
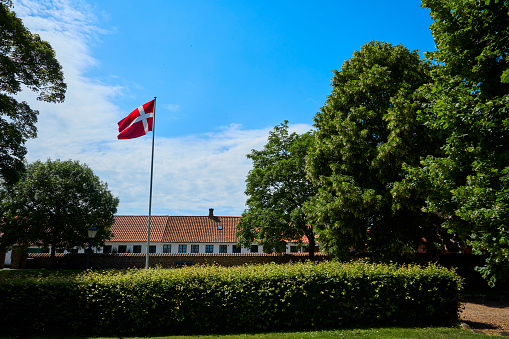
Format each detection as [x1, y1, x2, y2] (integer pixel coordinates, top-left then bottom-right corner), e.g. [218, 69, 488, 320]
[117, 99, 155, 139]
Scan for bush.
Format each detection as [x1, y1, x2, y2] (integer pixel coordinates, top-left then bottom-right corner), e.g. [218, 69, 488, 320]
[0, 272, 85, 336]
[0, 261, 463, 336]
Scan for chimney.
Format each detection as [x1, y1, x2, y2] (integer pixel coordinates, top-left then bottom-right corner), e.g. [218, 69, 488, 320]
[209, 208, 214, 218]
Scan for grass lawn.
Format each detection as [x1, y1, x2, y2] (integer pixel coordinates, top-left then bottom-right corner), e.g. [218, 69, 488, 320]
[0, 328, 492, 338]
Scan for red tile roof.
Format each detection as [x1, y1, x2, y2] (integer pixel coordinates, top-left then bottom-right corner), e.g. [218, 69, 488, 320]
[109, 215, 240, 243]
[163, 216, 239, 243]
[110, 215, 169, 242]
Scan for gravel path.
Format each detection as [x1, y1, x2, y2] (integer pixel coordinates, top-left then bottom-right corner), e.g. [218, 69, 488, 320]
[460, 298, 509, 336]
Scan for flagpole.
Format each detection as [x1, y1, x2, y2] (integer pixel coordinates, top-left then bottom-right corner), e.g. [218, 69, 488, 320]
[146, 96, 156, 268]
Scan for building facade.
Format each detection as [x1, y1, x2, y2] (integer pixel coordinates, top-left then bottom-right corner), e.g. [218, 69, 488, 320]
[105, 209, 310, 255]
[1, 209, 312, 267]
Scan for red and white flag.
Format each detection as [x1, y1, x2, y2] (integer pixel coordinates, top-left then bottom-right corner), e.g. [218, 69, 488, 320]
[117, 100, 155, 139]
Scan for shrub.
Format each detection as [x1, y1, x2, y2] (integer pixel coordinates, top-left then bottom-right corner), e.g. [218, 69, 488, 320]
[0, 261, 463, 336]
[0, 272, 85, 336]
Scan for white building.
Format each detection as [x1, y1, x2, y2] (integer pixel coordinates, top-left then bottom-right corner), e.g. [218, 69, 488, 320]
[1, 209, 313, 267]
[106, 209, 309, 254]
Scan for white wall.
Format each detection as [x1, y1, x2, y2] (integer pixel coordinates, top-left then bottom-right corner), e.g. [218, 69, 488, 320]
[0, 243, 311, 266]
[104, 242, 247, 254]
[104, 242, 157, 254]
[103, 242, 312, 254]
[3, 250, 11, 266]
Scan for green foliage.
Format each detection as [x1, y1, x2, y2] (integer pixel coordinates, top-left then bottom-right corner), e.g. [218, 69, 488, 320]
[501, 68, 509, 83]
[236, 121, 316, 257]
[411, 0, 509, 286]
[422, 0, 509, 99]
[0, 2, 66, 184]
[0, 272, 85, 336]
[305, 41, 442, 261]
[0, 159, 119, 256]
[0, 262, 463, 336]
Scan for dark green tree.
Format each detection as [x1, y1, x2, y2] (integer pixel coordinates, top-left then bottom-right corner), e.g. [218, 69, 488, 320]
[0, 159, 118, 265]
[0, 1, 66, 184]
[404, 0, 509, 286]
[236, 121, 317, 258]
[305, 41, 443, 261]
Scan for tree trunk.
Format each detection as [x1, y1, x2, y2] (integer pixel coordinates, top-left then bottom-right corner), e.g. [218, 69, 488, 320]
[306, 233, 315, 261]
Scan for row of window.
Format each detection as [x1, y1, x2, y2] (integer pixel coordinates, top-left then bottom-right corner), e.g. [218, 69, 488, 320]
[103, 244, 247, 254]
[103, 245, 157, 254]
[168, 244, 241, 253]
[28, 244, 317, 254]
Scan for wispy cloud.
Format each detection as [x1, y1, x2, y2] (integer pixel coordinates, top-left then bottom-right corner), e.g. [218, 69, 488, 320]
[12, 0, 312, 216]
[164, 104, 180, 112]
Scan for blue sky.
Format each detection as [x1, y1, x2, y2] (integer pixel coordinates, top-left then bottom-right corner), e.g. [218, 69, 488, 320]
[12, 0, 436, 216]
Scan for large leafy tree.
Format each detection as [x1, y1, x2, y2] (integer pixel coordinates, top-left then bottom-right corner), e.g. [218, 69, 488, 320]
[236, 121, 317, 258]
[305, 41, 444, 261]
[0, 1, 66, 184]
[0, 159, 119, 265]
[406, 0, 509, 286]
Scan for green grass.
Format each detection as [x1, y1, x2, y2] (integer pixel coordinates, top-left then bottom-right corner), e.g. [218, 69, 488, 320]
[0, 328, 493, 338]
[105, 328, 492, 338]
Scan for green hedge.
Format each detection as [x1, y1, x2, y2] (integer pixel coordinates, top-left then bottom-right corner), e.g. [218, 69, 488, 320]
[0, 261, 463, 336]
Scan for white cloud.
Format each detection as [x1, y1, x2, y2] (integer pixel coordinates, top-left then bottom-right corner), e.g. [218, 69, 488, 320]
[12, 0, 313, 216]
[164, 104, 180, 112]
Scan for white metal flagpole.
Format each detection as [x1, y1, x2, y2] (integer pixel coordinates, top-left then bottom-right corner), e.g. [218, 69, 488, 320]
[146, 96, 156, 268]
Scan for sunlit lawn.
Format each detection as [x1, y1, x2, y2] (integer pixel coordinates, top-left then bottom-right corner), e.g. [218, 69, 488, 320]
[0, 328, 491, 338]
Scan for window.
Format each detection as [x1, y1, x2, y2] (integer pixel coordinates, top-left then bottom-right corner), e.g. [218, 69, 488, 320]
[70, 248, 78, 254]
[133, 245, 142, 253]
[191, 245, 199, 253]
[149, 245, 156, 253]
[290, 246, 298, 253]
[118, 245, 127, 253]
[163, 244, 171, 253]
[205, 245, 214, 253]
[178, 244, 187, 253]
[103, 246, 112, 254]
[232, 245, 241, 253]
[219, 245, 227, 253]
[250, 245, 258, 253]
[26, 248, 41, 254]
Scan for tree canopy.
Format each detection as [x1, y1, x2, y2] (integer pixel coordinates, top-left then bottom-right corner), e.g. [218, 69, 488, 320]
[0, 1, 66, 184]
[305, 41, 443, 261]
[236, 121, 317, 258]
[404, 0, 509, 286]
[0, 159, 118, 263]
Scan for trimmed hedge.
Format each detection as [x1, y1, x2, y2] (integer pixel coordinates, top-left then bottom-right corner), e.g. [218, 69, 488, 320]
[0, 261, 463, 336]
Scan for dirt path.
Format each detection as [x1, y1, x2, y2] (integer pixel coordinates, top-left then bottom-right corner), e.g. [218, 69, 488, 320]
[460, 298, 509, 336]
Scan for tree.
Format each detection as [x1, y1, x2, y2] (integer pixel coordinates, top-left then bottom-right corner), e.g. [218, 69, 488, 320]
[0, 1, 66, 185]
[305, 41, 444, 261]
[406, 0, 509, 286]
[0, 159, 119, 265]
[236, 121, 317, 258]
